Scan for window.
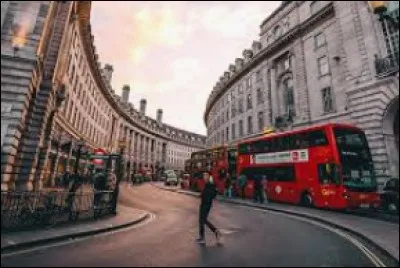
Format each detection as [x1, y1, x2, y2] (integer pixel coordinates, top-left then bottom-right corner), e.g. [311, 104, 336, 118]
[238, 84, 244, 94]
[239, 120, 244, 137]
[242, 166, 295, 182]
[284, 56, 291, 70]
[258, 111, 264, 132]
[318, 56, 330, 76]
[226, 109, 229, 121]
[247, 93, 252, 110]
[315, 32, 326, 49]
[273, 25, 282, 38]
[322, 87, 334, 113]
[310, 1, 322, 15]
[247, 116, 253, 134]
[318, 164, 340, 185]
[232, 123, 236, 140]
[283, 78, 296, 116]
[238, 130, 328, 154]
[238, 99, 244, 113]
[256, 70, 262, 81]
[246, 77, 252, 88]
[226, 127, 229, 141]
[256, 88, 263, 104]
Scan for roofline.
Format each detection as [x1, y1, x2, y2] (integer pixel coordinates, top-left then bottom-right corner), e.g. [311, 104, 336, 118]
[259, 1, 293, 29]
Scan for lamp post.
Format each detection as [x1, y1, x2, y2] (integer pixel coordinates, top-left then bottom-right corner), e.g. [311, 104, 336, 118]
[368, 1, 399, 30]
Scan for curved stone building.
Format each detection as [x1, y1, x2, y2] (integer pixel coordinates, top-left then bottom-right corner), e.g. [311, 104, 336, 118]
[1, 1, 205, 191]
[204, 1, 399, 185]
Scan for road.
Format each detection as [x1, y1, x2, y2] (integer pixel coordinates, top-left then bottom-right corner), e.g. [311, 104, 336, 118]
[1, 183, 392, 267]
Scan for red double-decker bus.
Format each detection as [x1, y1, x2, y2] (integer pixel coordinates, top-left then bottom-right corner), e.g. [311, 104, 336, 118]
[187, 149, 212, 192]
[237, 123, 380, 210]
[209, 145, 238, 194]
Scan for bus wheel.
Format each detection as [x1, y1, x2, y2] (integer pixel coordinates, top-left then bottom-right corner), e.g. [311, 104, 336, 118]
[301, 192, 314, 207]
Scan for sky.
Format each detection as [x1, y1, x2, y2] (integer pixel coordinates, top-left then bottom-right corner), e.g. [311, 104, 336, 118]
[91, 1, 281, 135]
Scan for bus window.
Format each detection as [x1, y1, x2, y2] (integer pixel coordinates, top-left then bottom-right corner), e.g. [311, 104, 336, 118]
[318, 163, 340, 185]
[334, 128, 377, 191]
[309, 130, 328, 147]
[242, 166, 295, 182]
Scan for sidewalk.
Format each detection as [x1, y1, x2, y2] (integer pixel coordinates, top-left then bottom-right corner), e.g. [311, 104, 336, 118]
[152, 183, 399, 261]
[1, 205, 150, 252]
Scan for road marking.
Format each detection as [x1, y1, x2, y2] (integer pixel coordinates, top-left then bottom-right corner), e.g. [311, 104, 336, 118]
[1, 213, 156, 259]
[247, 206, 386, 267]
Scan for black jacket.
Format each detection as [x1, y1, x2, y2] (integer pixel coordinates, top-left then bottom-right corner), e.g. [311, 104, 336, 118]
[201, 182, 217, 204]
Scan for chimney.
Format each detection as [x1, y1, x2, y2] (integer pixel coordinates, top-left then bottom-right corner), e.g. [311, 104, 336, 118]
[102, 64, 114, 84]
[235, 58, 244, 70]
[122, 84, 130, 103]
[157, 109, 163, 124]
[140, 99, 147, 116]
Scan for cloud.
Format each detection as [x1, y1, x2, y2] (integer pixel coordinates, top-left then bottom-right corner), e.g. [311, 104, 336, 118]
[91, 1, 282, 134]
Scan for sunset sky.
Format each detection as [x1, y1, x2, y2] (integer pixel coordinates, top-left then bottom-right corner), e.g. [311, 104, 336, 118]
[91, 1, 281, 135]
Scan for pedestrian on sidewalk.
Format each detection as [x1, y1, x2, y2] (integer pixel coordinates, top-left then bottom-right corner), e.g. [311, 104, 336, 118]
[238, 173, 247, 199]
[196, 171, 221, 245]
[93, 167, 107, 210]
[224, 172, 232, 199]
[262, 175, 268, 203]
[253, 174, 264, 204]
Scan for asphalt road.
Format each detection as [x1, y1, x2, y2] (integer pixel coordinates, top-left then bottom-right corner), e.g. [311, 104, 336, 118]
[1, 184, 390, 267]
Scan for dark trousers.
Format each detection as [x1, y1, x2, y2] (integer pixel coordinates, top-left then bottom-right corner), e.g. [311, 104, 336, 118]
[199, 202, 217, 239]
[241, 186, 246, 199]
[253, 185, 264, 203]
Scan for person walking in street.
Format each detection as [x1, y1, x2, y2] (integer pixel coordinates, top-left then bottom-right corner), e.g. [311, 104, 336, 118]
[196, 171, 221, 245]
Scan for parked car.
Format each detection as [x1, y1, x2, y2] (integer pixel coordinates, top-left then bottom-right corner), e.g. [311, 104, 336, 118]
[380, 178, 399, 214]
[133, 174, 144, 184]
[165, 170, 178, 186]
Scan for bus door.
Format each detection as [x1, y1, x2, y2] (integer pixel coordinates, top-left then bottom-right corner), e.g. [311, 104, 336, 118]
[266, 165, 297, 204]
[316, 163, 342, 208]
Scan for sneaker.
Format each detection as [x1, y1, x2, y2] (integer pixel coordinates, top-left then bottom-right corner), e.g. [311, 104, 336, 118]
[196, 238, 205, 244]
[215, 230, 222, 244]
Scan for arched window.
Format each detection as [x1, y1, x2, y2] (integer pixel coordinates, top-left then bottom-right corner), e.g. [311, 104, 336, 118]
[273, 25, 282, 38]
[282, 78, 295, 117]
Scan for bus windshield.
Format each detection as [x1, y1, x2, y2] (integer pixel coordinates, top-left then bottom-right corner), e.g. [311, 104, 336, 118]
[334, 128, 377, 191]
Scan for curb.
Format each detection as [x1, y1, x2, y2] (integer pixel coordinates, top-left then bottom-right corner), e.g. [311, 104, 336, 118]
[153, 184, 399, 263]
[1, 211, 150, 254]
[220, 199, 399, 263]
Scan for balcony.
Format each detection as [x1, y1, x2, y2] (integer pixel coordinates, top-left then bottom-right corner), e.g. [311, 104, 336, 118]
[375, 54, 399, 77]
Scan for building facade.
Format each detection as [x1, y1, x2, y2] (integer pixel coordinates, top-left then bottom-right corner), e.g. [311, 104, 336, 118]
[1, 1, 206, 191]
[204, 1, 399, 185]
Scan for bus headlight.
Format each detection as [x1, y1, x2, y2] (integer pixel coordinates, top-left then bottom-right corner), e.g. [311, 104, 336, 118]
[342, 193, 351, 199]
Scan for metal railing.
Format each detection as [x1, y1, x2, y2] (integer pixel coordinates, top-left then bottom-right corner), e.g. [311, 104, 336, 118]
[1, 189, 115, 232]
[375, 54, 399, 77]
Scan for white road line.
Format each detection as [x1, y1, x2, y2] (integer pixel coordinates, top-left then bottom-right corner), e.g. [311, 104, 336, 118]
[1, 213, 156, 259]
[247, 206, 386, 267]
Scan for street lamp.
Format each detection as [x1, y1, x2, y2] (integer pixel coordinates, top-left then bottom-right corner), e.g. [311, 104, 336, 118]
[368, 1, 399, 30]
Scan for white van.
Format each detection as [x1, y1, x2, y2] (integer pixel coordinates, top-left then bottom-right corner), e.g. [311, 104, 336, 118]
[164, 170, 178, 186]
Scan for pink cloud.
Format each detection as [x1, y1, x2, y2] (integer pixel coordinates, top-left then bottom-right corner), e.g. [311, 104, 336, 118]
[91, 1, 282, 134]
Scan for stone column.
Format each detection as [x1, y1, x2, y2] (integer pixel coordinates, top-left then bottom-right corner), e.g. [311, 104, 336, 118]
[270, 65, 279, 121]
